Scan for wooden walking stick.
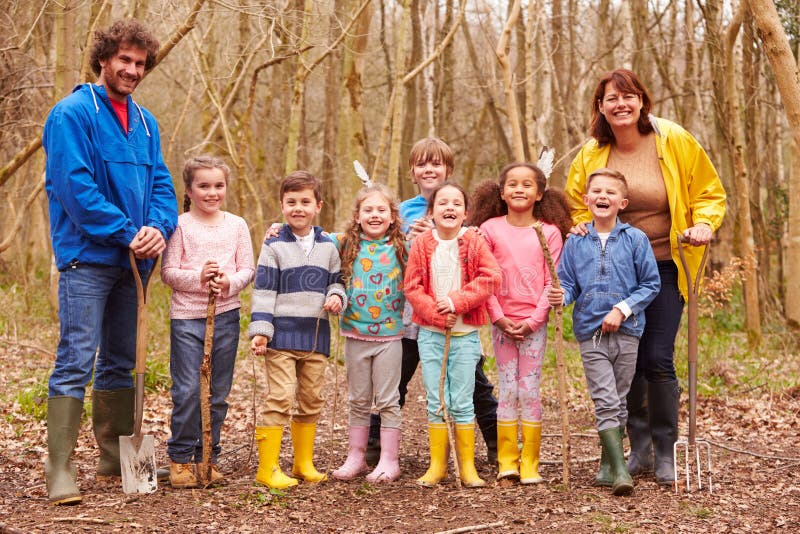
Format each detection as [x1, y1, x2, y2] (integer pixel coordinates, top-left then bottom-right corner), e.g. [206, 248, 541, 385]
[199, 287, 217, 485]
[533, 223, 571, 487]
[437, 329, 461, 488]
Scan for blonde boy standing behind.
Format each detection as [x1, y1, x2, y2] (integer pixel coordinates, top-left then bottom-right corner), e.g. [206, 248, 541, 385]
[249, 171, 346, 489]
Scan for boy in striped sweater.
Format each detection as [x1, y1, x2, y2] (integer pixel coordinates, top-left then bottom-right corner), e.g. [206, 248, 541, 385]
[249, 171, 346, 489]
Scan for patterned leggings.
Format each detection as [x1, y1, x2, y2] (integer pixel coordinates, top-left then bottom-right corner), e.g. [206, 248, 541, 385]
[491, 325, 546, 421]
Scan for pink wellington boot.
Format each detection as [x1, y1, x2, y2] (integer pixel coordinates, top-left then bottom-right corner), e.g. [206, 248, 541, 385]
[366, 427, 401, 483]
[332, 425, 370, 481]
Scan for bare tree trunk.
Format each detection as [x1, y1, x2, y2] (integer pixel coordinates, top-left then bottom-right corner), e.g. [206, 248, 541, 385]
[461, 20, 512, 161]
[321, 0, 344, 231]
[334, 0, 372, 224]
[285, 1, 312, 175]
[400, 0, 422, 192]
[495, 0, 524, 161]
[721, 4, 761, 344]
[747, 0, 800, 327]
[386, 0, 412, 193]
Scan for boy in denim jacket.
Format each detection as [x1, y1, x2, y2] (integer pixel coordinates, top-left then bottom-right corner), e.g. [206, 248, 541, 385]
[549, 168, 659, 496]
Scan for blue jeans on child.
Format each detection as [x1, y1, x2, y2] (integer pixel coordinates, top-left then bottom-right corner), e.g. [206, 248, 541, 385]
[49, 263, 141, 400]
[418, 329, 481, 424]
[168, 308, 240, 464]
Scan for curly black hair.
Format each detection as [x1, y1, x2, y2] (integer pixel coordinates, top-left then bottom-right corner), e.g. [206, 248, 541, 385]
[469, 162, 573, 239]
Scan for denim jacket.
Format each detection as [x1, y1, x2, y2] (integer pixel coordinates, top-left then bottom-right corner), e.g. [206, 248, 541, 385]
[558, 221, 660, 342]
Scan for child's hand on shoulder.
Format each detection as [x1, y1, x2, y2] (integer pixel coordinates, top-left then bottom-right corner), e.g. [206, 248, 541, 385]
[406, 216, 433, 241]
[263, 222, 282, 241]
[323, 295, 343, 314]
[601, 308, 624, 333]
[251, 335, 269, 355]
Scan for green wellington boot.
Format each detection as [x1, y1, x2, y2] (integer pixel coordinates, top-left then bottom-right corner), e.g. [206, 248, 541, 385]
[599, 427, 634, 496]
[45, 396, 84, 505]
[92, 388, 134, 478]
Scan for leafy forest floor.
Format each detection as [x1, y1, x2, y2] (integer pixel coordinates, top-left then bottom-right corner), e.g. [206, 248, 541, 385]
[1, 301, 799, 532]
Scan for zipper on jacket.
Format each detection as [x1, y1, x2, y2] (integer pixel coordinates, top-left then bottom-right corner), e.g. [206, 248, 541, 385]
[600, 240, 606, 276]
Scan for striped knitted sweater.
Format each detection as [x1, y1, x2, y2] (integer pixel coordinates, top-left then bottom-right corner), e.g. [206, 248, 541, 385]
[248, 224, 346, 356]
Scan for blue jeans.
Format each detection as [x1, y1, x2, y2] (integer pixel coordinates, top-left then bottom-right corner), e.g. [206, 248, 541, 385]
[418, 329, 481, 424]
[49, 263, 141, 400]
[167, 308, 240, 464]
[635, 261, 684, 382]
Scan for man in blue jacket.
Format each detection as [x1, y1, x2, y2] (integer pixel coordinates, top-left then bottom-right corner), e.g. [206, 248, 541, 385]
[42, 19, 177, 505]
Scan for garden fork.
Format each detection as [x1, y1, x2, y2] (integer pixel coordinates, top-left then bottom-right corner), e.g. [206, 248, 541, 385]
[674, 235, 713, 494]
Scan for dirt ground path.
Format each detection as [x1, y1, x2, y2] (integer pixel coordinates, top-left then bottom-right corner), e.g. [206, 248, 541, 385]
[1, 341, 799, 533]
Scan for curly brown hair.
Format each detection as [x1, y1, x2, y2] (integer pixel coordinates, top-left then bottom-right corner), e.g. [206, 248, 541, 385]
[469, 162, 573, 239]
[90, 19, 159, 76]
[339, 185, 407, 289]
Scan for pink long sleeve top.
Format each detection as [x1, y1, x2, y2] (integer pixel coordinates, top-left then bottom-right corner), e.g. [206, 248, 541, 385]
[161, 211, 255, 319]
[479, 216, 563, 332]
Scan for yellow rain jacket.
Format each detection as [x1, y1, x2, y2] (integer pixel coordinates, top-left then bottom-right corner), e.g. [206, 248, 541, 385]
[565, 116, 726, 299]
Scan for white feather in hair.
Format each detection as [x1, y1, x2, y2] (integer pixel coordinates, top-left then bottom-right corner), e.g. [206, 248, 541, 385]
[353, 160, 373, 188]
[537, 146, 555, 184]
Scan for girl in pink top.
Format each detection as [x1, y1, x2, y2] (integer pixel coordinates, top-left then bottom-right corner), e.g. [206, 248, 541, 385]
[161, 156, 254, 488]
[470, 162, 571, 484]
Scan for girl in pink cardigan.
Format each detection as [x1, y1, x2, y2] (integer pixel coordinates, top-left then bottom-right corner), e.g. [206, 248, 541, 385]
[404, 182, 501, 488]
[161, 156, 255, 488]
[470, 162, 571, 485]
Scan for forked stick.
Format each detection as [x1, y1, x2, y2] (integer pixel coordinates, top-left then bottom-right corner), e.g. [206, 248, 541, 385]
[533, 223, 571, 487]
[437, 329, 461, 488]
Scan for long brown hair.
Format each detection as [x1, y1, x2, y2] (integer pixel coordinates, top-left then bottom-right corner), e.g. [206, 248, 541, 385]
[339, 185, 407, 288]
[469, 162, 573, 239]
[589, 68, 655, 146]
[182, 155, 231, 213]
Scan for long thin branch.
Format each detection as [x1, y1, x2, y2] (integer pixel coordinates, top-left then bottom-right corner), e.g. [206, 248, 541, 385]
[402, 0, 466, 83]
[0, 0, 49, 52]
[0, 176, 45, 253]
[0, 137, 42, 188]
[304, 0, 372, 76]
[155, 0, 207, 66]
[191, 31, 271, 153]
[79, 0, 111, 83]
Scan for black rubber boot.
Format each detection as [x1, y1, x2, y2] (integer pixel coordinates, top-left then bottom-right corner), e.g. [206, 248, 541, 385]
[599, 427, 633, 496]
[92, 388, 134, 477]
[474, 355, 498, 466]
[365, 413, 381, 467]
[649, 379, 680, 485]
[46, 396, 84, 505]
[625, 375, 653, 475]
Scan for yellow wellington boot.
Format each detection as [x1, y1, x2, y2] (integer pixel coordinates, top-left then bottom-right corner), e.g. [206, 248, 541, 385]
[290, 421, 327, 483]
[520, 421, 544, 484]
[417, 423, 449, 487]
[455, 423, 486, 488]
[496, 420, 520, 480]
[255, 426, 299, 489]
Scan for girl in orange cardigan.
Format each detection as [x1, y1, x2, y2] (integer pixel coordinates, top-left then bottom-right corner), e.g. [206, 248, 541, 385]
[404, 182, 502, 488]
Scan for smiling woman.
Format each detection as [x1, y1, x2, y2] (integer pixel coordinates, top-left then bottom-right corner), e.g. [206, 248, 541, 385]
[565, 68, 726, 487]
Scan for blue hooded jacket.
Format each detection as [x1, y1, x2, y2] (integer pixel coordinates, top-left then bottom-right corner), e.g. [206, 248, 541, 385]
[558, 220, 660, 342]
[43, 83, 177, 271]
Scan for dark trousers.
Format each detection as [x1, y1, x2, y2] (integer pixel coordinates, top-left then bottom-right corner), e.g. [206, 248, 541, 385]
[634, 261, 684, 383]
[372, 337, 498, 446]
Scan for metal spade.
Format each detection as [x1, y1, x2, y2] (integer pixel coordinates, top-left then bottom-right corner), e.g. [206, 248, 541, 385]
[120, 250, 158, 494]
